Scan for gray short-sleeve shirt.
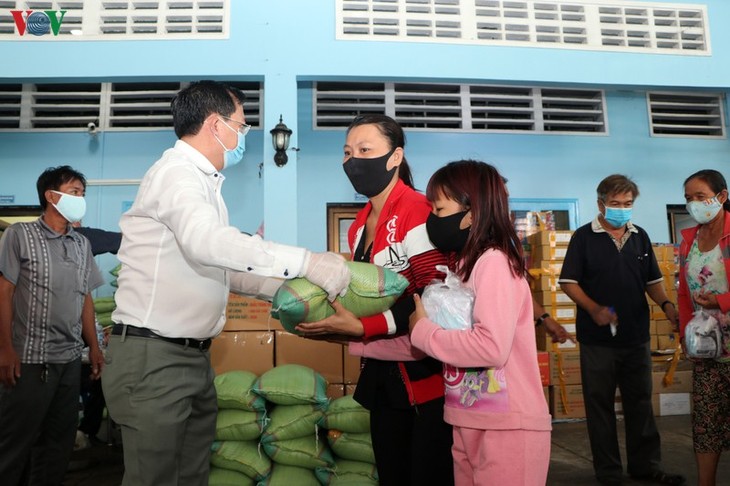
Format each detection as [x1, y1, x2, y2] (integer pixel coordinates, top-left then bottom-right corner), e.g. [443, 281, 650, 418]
[0, 218, 104, 363]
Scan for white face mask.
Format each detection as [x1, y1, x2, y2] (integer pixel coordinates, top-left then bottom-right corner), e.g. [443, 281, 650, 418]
[687, 196, 723, 225]
[213, 117, 246, 169]
[51, 190, 86, 223]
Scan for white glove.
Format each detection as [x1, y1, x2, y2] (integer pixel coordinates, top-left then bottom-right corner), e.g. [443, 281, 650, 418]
[300, 251, 351, 301]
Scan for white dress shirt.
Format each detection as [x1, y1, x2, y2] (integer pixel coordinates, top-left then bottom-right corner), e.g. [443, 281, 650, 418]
[112, 140, 306, 339]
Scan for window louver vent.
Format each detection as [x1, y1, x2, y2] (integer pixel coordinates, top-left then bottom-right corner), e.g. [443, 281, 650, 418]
[648, 92, 725, 138]
[0, 0, 228, 39]
[0, 81, 262, 132]
[0, 84, 22, 129]
[315, 81, 607, 135]
[337, 0, 710, 55]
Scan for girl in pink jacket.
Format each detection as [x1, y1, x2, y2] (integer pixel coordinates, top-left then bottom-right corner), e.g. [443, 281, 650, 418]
[409, 160, 552, 486]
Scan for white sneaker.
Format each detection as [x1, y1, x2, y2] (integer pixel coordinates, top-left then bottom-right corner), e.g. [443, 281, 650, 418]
[74, 430, 90, 451]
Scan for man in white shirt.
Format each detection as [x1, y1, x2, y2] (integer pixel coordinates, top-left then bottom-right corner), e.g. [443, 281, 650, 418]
[102, 80, 350, 486]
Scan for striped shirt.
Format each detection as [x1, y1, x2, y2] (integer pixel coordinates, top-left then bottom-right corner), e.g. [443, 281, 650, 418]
[0, 218, 104, 363]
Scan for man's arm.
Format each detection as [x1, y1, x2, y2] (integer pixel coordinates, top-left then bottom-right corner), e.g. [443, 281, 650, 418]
[560, 282, 616, 327]
[0, 274, 20, 387]
[81, 293, 103, 380]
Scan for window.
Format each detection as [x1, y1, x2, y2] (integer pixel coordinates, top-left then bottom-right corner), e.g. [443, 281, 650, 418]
[314, 81, 607, 134]
[0, 80, 262, 132]
[337, 0, 710, 55]
[647, 92, 725, 138]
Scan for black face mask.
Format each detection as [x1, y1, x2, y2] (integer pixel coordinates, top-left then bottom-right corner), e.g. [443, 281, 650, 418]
[426, 211, 471, 253]
[343, 149, 397, 198]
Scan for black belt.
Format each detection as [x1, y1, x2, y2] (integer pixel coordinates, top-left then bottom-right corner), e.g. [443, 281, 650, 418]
[112, 324, 212, 351]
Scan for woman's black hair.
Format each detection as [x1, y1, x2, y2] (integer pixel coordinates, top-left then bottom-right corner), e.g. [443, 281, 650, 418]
[347, 114, 414, 189]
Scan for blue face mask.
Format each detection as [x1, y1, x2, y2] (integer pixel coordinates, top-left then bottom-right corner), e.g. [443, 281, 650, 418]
[214, 118, 246, 169]
[604, 207, 632, 228]
[51, 190, 86, 223]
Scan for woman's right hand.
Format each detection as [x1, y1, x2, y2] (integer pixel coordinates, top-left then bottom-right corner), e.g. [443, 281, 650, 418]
[295, 299, 365, 337]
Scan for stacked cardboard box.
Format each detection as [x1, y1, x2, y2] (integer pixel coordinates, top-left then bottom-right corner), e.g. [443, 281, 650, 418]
[648, 243, 679, 353]
[211, 294, 359, 398]
[650, 358, 692, 416]
[528, 230, 577, 352]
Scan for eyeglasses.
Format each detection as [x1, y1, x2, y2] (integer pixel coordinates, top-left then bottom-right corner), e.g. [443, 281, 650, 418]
[219, 115, 251, 136]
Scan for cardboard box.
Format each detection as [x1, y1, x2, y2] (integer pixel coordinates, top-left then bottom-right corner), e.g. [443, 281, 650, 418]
[543, 386, 550, 406]
[210, 331, 275, 376]
[345, 384, 357, 396]
[655, 320, 675, 335]
[530, 245, 568, 262]
[550, 350, 582, 385]
[543, 305, 577, 322]
[550, 384, 586, 419]
[650, 335, 658, 350]
[327, 383, 345, 400]
[657, 333, 679, 351]
[532, 290, 573, 306]
[649, 320, 657, 335]
[530, 260, 563, 275]
[529, 230, 573, 247]
[225, 293, 283, 331]
[652, 393, 691, 416]
[537, 351, 551, 386]
[344, 346, 362, 384]
[652, 369, 692, 394]
[275, 331, 344, 384]
[530, 274, 560, 292]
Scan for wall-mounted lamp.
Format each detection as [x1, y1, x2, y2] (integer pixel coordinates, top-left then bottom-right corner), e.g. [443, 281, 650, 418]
[270, 115, 293, 167]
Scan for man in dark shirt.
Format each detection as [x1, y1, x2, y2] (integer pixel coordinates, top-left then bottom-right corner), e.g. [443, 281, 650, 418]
[559, 174, 685, 486]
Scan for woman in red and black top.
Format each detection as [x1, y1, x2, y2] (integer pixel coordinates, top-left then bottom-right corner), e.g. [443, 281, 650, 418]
[297, 114, 453, 486]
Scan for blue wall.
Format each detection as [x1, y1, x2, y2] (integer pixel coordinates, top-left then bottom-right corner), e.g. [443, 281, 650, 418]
[2, 0, 730, 296]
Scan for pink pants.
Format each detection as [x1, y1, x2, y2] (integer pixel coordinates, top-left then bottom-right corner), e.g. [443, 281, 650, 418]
[452, 427, 551, 486]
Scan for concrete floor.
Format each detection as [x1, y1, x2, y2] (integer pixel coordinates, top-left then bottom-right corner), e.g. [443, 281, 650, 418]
[63, 414, 729, 485]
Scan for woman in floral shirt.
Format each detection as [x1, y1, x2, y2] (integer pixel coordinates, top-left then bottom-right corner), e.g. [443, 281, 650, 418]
[678, 169, 730, 486]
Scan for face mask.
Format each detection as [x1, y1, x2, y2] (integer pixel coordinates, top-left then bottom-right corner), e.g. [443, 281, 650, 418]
[426, 211, 471, 253]
[214, 118, 246, 169]
[603, 207, 632, 228]
[687, 197, 723, 224]
[51, 190, 86, 223]
[343, 149, 396, 198]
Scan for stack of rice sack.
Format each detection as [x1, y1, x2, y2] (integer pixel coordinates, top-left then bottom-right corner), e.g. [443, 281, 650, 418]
[254, 364, 334, 485]
[209, 371, 270, 485]
[93, 263, 121, 329]
[316, 395, 378, 485]
[210, 365, 336, 485]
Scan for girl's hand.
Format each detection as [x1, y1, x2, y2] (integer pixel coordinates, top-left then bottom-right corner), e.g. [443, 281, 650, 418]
[295, 299, 365, 337]
[694, 291, 719, 309]
[409, 294, 428, 333]
[543, 317, 575, 344]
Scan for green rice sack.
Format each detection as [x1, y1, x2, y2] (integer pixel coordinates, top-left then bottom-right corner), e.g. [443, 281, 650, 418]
[208, 466, 256, 486]
[93, 296, 116, 314]
[327, 430, 375, 464]
[261, 435, 335, 470]
[315, 459, 379, 485]
[271, 261, 409, 334]
[252, 365, 329, 406]
[215, 409, 266, 441]
[319, 395, 370, 433]
[210, 440, 272, 481]
[215, 371, 267, 412]
[260, 404, 326, 443]
[256, 464, 320, 486]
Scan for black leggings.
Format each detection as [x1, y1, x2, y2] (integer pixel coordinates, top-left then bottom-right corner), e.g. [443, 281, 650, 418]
[369, 397, 454, 486]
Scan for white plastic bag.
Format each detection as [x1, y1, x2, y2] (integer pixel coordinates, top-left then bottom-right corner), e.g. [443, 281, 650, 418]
[685, 310, 722, 359]
[421, 265, 475, 330]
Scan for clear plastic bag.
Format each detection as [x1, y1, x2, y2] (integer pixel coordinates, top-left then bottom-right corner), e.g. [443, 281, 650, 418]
[685, 310, 722, 359]
[421, 265, 475, 330]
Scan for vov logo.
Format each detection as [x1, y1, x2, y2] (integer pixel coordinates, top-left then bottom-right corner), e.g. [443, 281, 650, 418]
[11, 10, 67, 37]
